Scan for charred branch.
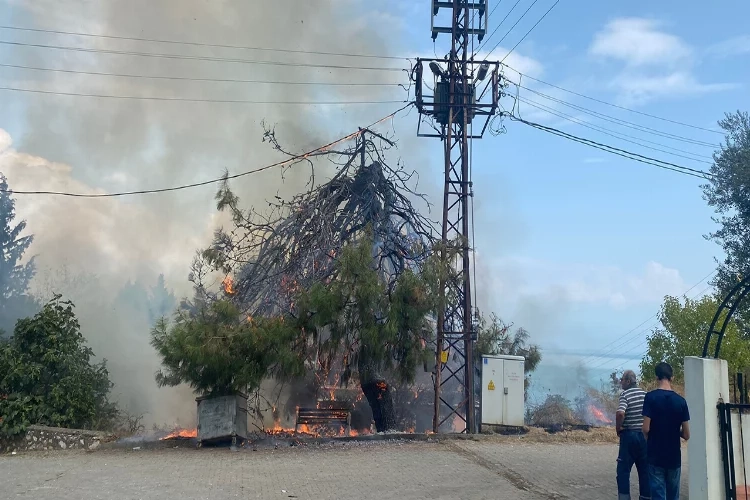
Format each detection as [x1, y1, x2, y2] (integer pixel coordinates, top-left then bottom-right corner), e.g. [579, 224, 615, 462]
[204, 128, 437, 318]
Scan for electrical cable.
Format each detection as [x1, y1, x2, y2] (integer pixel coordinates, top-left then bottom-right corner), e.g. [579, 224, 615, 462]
[518, 96, 714, 163]
[499, 0, 560, 63]
[483, 0, 543, 61]
[474, 0, 524, 56]
[1, 103, 414, 198]
[587, 277, 712, 372]
[517, 84, 719, 148]
[0, 85, 406, 105]
[510, 115, 714, 179]
[576, 272, 714, 367]
[502, 65, 725, 135]
[0, 62, 403, 87]
[469, 0, 501, 46]
[0, 39, 406, 72]
[470, 7, 480, 329]
[0, 24, 406, 61]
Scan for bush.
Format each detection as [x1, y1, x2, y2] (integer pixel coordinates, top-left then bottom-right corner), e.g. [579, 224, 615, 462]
[0, 296, 118, 438]
[150, 300, 305, 397]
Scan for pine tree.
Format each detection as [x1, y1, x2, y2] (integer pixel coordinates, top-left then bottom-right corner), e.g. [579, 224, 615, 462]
[0, 174, 37, 336]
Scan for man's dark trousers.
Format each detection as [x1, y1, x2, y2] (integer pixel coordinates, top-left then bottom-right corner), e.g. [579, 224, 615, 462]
[617, 429, 651, 500]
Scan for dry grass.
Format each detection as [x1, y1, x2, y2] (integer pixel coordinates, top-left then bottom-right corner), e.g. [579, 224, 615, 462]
[478, 425, 618, 444]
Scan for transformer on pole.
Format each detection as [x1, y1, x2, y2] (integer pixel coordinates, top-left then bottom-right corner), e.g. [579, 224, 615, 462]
[413, 0, 500, 434]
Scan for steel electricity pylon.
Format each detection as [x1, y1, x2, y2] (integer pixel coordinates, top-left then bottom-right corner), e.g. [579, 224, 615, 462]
[413, 0, 501, 434]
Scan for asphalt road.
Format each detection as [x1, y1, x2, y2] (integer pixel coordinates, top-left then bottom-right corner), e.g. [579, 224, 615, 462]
[1, 439, 689, 499]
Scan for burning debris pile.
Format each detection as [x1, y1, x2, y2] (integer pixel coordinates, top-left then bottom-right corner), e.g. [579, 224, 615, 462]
[527, 387, 616, 432]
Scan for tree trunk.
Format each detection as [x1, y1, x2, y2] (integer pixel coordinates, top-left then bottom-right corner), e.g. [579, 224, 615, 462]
[360, 377, 397, 432]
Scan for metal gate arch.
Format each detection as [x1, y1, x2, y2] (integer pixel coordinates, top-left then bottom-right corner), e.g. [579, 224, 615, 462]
[704, 275, 750, 499]
[702, 275, 750, 359]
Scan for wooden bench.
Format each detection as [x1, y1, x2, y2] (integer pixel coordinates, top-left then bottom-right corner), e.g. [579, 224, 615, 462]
[295, 407, 351, 436]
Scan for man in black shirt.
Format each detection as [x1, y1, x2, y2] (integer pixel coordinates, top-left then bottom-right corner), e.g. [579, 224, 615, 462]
[642, 362, 690, 500]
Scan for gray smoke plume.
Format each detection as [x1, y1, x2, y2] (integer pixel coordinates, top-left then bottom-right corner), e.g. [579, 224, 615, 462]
[0, 0, 416, 427]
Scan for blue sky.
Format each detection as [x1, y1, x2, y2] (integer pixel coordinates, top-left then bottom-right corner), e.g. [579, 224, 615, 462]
[0, 0, 748, 397]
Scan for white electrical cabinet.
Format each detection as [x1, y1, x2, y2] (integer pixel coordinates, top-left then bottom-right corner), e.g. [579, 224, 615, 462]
[481, 355, 525, 427]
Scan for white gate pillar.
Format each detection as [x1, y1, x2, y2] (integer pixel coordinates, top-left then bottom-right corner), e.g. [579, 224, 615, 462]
[685, 355, 730, 500]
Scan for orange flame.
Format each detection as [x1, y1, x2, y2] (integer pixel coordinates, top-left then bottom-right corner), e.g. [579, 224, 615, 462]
[589, 404, 613, 424]
[222, 276, 235, 295]
[160, 428, 197, 440]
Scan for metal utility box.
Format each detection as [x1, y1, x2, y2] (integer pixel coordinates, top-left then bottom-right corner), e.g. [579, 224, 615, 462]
[196, 393, 248, 445]
[481, 355, 525, 427]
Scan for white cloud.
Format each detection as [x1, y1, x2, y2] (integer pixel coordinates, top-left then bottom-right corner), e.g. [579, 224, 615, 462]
[708, 35, 750, 57]
[589, 18, 691, 68]
[610, 72, 740, 106]
[588, 17, 738, 104]
[481, 256, 688, 310]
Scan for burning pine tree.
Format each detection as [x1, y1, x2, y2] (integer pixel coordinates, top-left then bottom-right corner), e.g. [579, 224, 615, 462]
[185, 128, 443, 431]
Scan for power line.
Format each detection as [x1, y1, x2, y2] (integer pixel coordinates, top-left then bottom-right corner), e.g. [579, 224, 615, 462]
[0, 24, 406, 61]
[484, 0, 543, 61]
[0, 62, 403, 87]
[602, 281, 715, 373]
[500, 0, 560, 63]
[518, 96, 714, 163]
[2, 103, 414, 198]
[474, 0, 524, 56]
[0, 86, 406, 105]
[517, 84, 719, 148]
[603, 274, 710, 373]
[503, 65, 725, 135]
[577, 272, 715, 368]
[510, 115, 714, 179]
[0, 39, 406, 72]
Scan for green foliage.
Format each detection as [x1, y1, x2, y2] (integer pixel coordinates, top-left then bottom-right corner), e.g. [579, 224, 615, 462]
[703, 111, 750, 329]
[295, 234, 442, 386]
[150, 300, 305, 396]
[640, 294, 750, 382]
[0, 173, 38, 336]
[0, 296, 117, 438]
[474, 312, 541, 397]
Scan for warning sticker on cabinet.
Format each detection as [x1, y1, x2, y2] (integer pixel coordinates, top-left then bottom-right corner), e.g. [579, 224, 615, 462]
[487, 380, 495, 391]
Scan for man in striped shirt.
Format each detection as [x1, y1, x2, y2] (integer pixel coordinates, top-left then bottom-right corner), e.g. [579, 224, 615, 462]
[616, 370, 650, 500]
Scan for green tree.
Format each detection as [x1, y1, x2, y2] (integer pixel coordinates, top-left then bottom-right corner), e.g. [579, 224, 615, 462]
[0, 296, 118, 437]
[703, 111, 750, 330]
[640, 294, 750, 382]
[474, 312, 542, 398]
[0, 173, 38, 336]
[150, 300, 305, 397]
[294, 235, 441, 431]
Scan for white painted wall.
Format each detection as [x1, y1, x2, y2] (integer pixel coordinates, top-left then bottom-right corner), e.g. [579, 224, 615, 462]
[685, 356, 730, 500]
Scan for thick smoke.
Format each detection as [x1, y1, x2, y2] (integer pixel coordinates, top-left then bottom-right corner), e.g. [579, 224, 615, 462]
[0, 0, 413, 427]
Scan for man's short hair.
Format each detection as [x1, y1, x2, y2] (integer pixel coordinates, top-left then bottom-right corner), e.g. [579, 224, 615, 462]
[622, 370, 637, 385]
[655, 362, 673, 381]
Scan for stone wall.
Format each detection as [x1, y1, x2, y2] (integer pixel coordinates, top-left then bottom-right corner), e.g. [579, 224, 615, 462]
[0, 425, 115, 453]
